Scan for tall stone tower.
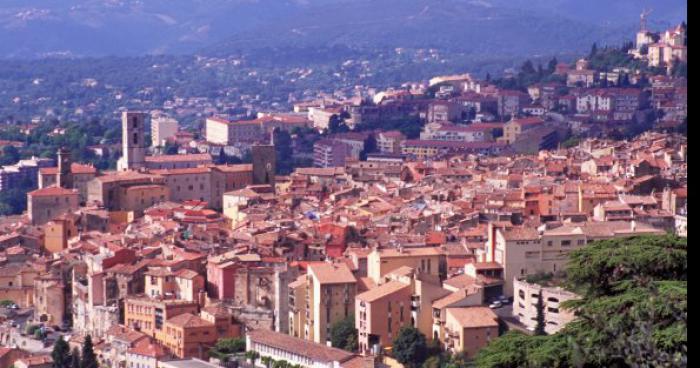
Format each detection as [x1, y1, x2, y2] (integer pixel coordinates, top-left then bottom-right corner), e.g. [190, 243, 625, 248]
[252, 144, 276, 188]
[117, 111, 147, 171]
[57, 148, 73, 189]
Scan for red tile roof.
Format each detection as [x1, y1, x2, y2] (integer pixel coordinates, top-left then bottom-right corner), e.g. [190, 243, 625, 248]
[27, 186, 78, 197]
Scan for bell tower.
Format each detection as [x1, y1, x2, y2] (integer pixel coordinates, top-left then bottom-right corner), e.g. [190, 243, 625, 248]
[117, 111, 147, 171]
[57, 148, 73, 188]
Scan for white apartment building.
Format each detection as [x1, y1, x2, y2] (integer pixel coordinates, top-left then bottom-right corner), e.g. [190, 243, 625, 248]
[512, 277, 579, 334]
[482, 221, 665, 296]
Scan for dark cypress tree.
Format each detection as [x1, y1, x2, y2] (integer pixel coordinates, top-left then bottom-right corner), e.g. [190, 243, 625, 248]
[80, 335, 98, 368]
[589, 42, 598, 58]
[70, 347, 81, 368]
[547, 57, 558, 74]
[51, 335, 71, 368]
[534, 291, 546, 336]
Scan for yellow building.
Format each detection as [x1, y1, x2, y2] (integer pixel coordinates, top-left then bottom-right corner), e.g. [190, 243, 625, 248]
[123, 296, 199, 337]
[500, 117, 544, 144]
[43, 213, 79, 254]
[288, 275, 308, 339]
[155, 313, 217, 359]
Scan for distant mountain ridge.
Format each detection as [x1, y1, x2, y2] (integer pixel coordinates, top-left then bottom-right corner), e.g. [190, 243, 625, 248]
[0, 0, 686, 59]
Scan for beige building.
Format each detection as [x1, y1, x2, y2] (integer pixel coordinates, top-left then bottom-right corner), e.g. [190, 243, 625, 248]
[143, 153, 213, 170]
[38, 163, 97, 204]
[499, 117, 544, 144]
[483, 221, 665, 296]
[151, 116, 179, 147]
[0, 263, 39, 308]
[367, 247, 446, 284]
[303, 262, 357, 344]
[43, 213, 79, 254]
[512, 277, 578, 334]
[155, 313, 217, 359]
[123, 296, 199, 337]
[144, 268, 205, 302]
[356, 267, 451, 354]
[205, 117, 262, 145]
[33, 274, 65, 325]
[356, 280, 413, 352]
[86, 171, 167, 212]
[288, 275, 308, 339]
[443, 307, 499, 357]
[377, 131, 405, 154]
[27, 186, 80, 225]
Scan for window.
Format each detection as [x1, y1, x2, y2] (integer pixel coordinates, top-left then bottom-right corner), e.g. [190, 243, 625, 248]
[561, 240, 571, 246]
[577, 239, 585, 245]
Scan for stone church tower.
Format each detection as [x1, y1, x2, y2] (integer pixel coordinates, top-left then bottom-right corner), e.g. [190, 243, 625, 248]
[117, 111, 147, 171]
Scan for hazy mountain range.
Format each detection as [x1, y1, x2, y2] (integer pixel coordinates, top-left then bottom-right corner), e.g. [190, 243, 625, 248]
[0, 0, 687, 59]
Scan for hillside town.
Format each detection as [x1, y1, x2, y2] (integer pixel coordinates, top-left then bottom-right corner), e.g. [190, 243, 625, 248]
[0, 18, 688, 368]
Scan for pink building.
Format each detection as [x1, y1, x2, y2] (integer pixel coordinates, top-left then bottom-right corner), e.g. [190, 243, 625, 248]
[206, 260, 238, 300]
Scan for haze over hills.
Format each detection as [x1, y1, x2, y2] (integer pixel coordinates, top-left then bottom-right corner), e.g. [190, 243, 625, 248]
[0, 0, 687, 59]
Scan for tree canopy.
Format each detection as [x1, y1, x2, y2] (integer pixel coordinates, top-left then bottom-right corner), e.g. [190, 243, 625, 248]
[392, 326, 429, 368]
[330, 316, 359, 352]
[80, 335, 99, 368]
[51, 335, 71, 368]
[475, 235, 687, 368]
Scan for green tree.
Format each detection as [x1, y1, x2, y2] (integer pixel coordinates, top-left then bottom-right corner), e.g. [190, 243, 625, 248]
[475, 235, 687, 368]
[359, 134, 377, 161]
[262, 356, 277, 368]
[534, 291, 546, 336]
[70, 348, 81, 368]
[80, 335, 98, 368]
[0, 145, 20, 166]
[589, 42, 598, 58]
[209, 337, 246, 362]
[245, 351, 260, 365]
[392, 326, 428, 368]
[52, 335, 71, 368]
[330, 316, 358, 352]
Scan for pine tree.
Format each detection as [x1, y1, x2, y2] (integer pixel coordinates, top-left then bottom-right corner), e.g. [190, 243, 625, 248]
[80, 335, 98, 368]
[534, 291, 546, 336]
[70, 348, 81, 368]
[51, 335, 71, 368]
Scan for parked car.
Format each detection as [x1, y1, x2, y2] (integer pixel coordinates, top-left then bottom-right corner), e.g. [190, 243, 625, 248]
[489, 301, 503, 309]
[498, 295, 511, 304]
